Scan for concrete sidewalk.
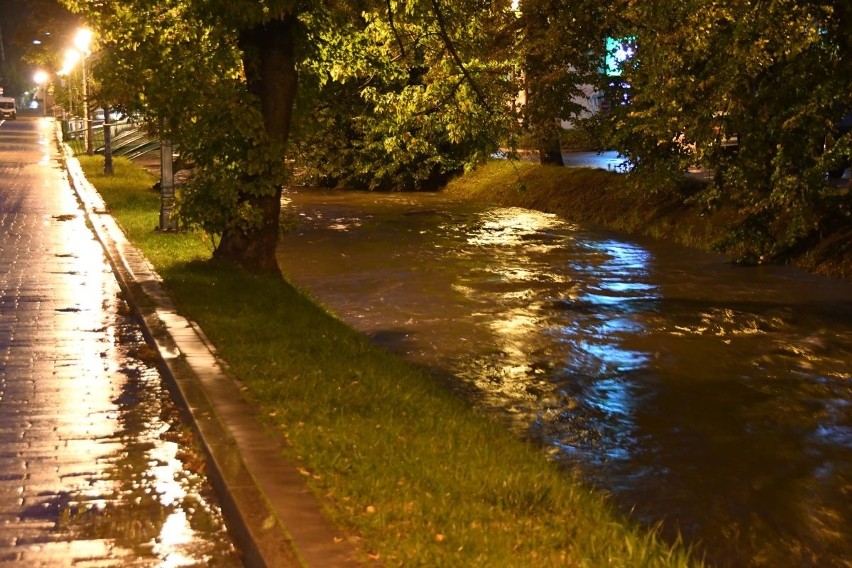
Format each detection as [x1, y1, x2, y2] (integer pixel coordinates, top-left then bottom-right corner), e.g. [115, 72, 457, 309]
[58, 124, 361, 567]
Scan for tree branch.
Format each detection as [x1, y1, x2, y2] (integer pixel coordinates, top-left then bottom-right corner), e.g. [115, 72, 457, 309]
[386, 0, 407, 58]
[428, 0, 493, 115]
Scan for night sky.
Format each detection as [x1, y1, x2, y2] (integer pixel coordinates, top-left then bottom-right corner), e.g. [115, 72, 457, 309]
[0, 0, 78, 96]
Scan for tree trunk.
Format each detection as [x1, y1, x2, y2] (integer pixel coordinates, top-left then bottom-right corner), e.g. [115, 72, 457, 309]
[523, 3, 564, 168]
[539, 129, 564, 166]
[214, 14, 298, 274]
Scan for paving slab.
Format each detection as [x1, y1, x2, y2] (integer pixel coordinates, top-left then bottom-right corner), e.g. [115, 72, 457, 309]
[57, 124, 362, 567]
[0, 117, 241, 566]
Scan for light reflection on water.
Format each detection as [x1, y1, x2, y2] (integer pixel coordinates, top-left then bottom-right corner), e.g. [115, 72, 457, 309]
[51, 258, 238, 564]
[278, 189, 852, 567]
[56, 306, 241, 566]
[0, 117, 238, 566]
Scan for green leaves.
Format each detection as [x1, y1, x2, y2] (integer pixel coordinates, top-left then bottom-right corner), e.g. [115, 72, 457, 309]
[599, 0, 852, 263]
[290, 1, 516, 191]
[62, 0, 849, 265]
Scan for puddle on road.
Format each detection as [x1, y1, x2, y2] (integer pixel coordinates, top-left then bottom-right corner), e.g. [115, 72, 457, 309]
[1, 116, 239, 565]
[50, 293, 241, 566]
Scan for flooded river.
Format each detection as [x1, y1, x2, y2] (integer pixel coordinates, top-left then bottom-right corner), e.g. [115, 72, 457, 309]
[277, 189, 852, 567]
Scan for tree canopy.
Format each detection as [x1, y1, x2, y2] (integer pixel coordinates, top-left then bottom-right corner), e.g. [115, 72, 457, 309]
[63, 0, 307, 271]
[58, 0, 537, 271]
[290, 1, 516, 190]
[55, 0, 851, 270]
[597, 0, 852, 262]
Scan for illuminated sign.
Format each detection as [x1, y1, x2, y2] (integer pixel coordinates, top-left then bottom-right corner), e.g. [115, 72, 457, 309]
[605, 37, 635, 76]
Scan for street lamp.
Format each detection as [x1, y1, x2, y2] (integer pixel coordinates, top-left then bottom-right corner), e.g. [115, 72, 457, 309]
[73, 28, 93, 155]
[33, 70, 49, 116]
[59, 48, 81, 77]
[58, 48, 81, 118]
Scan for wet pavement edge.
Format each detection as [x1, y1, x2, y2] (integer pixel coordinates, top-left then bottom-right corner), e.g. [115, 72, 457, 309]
[55, 124, 361, 568]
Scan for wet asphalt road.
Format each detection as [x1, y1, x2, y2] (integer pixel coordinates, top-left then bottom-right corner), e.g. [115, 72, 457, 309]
[0, 117, 241, 565]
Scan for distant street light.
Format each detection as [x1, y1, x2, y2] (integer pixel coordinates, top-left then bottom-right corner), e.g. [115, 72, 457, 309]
[33, 70, 49, 116]
[73, 28, 93, 155]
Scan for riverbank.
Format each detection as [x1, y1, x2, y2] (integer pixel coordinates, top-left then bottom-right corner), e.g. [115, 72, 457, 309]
[444, 160, 852, 281]
[77, 155, 701, 567]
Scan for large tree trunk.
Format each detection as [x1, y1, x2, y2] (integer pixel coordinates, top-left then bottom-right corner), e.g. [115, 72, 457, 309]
[523, 3, 564, 167]
[214, 15, 298, 273]
[538, 128, 564, 166]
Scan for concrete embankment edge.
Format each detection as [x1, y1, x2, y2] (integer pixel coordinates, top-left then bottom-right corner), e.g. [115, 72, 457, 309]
[57, 126, 361, 568]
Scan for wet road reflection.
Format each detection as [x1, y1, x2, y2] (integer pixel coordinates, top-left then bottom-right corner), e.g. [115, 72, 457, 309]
[51, 303, 240, 566]
[0, 117, 240, 566]
[278, 189, 852, 567]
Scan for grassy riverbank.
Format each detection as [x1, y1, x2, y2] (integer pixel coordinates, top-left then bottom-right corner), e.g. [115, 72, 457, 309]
[445, 160, 852, 280]
[77, 155, 701, 566]
[444, 161, 721, 247]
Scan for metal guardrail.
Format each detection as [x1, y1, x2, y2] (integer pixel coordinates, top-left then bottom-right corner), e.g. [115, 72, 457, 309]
[62, 118, 160, 158]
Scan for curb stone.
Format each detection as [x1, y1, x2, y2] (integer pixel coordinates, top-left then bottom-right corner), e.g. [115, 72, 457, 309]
[56, 124, 361, 568]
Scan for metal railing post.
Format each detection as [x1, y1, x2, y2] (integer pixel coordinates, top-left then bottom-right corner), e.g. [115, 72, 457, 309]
[158, 138, 178, 231]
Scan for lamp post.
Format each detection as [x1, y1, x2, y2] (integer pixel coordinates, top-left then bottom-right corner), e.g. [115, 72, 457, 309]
[33, 70, 49, 117]
[59, 48, 81, 119]
[73, 28, 93, 155]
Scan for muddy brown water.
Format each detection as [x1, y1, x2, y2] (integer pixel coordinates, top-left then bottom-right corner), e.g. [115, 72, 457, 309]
[277, 189, 852, 567]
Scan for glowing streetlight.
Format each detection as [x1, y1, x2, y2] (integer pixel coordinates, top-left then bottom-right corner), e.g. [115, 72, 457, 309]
[58, 48, 81, 76]
[33, 70, 50, 116]
[56, 49, 83, 120]
[73, 27, 93, 155]
[73, 28, 92, 55]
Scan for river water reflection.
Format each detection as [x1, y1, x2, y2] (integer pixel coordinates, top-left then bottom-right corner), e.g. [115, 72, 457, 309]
[278, 189, 852, 567]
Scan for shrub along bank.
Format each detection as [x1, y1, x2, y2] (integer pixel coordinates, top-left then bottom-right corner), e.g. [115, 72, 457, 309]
[77, 154, 701, 567]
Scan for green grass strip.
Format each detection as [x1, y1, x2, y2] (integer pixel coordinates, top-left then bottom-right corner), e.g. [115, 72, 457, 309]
[78, 155, 701, 567]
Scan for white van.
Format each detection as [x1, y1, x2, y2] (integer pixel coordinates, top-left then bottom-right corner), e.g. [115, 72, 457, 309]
[0, 97, 16, 120]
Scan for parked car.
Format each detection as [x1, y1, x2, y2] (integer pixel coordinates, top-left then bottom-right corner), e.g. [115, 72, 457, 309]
[0, 97, 17, 120]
